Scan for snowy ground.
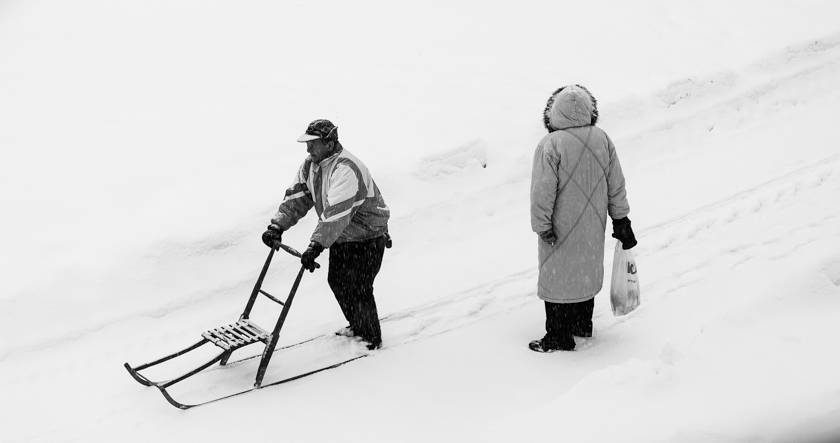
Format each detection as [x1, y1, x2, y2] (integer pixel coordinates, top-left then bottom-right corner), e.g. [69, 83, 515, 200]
[2, 1, 840, 442]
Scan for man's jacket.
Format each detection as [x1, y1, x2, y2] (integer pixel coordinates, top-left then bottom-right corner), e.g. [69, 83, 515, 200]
[271, 147, 390, 247]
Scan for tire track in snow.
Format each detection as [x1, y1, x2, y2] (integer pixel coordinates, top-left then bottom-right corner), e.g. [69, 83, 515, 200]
[257, 152, 837, 355]
[2, 99, 837, 443]
[373, 152, 840, 349]
[372, 34, 840, 349]
[6, 31, 840, 365]
[599, 154, 840, 338]
[5, 32, 840, 397]
[607, 31, 840, 140]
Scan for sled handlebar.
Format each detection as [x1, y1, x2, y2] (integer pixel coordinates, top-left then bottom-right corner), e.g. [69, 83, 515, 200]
[273, 241, 301, 257]
[272, 241, 321, 269]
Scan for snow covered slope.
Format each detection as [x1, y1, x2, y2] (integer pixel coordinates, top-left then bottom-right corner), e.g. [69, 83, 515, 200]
[1, 1, 840, 442]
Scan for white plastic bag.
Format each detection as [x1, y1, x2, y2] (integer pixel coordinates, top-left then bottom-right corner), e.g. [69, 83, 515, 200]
[610, 241, 640, 316]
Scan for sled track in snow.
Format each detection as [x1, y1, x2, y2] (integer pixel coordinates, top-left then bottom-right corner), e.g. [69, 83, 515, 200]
[5, 32, 840, 365]
[607, 31, 840, 140]
[212, 152, 840, 364]
[147, 40, 840, 363]
[377, 153, 840, 350]
[306, 33, 840, 353]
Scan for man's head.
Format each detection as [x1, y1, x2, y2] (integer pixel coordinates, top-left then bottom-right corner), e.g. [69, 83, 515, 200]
[297, 119, 339, 163]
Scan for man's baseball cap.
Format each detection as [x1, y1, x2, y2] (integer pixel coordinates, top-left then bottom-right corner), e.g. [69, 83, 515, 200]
[297, 119, 338, 142]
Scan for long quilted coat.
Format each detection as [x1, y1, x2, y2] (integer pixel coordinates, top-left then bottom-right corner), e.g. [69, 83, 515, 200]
[530, 85, 631, 303]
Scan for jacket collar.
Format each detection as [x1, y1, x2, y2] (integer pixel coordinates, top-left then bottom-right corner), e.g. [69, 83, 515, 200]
[312, 146, 344, 169]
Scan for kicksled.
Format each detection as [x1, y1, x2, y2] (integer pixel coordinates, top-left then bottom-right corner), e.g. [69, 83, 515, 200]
[123, 242, 367, 409]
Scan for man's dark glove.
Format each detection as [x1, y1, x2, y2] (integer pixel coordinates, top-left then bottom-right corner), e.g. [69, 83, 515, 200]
[612, 217, 638, 250]
[301, 241, 324, 272]
[539, 229, 557, 246]
[261, 225, 283, 249]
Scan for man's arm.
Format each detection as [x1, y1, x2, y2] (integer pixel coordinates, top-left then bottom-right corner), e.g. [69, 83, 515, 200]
[271, 160, 315, 230]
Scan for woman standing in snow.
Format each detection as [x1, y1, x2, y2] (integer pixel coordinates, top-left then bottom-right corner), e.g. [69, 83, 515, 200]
[529, 85, 637, 352]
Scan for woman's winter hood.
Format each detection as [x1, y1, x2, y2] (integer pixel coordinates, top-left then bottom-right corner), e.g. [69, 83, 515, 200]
[543, 84, 599, 132]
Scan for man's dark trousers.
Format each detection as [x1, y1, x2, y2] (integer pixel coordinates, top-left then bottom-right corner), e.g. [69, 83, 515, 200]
[327, 235, 386, 344]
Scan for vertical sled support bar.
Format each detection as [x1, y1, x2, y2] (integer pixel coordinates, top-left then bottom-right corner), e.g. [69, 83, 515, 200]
[240, 248, 276, 321]
[254, 265, 306, 388]
[241, 243, 306, 321]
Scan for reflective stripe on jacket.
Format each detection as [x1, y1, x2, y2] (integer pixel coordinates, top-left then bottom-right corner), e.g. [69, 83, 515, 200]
[271, 147, 390, 247]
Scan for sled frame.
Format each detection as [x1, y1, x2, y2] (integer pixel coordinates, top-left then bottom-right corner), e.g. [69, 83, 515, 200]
[123, 242, 332, 409]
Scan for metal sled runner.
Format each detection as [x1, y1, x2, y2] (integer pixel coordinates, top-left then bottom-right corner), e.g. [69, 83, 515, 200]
[124, 242, 365, 409]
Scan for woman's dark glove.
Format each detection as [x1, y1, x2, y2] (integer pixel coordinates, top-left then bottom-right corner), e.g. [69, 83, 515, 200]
[611, 217, 637, 250]
[539, 229, 557, 246]
[261, 225, 283, 249]
[301, 241, 324, 272]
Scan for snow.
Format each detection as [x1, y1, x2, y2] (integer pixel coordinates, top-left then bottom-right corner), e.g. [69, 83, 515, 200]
[2, 1, 840, 442]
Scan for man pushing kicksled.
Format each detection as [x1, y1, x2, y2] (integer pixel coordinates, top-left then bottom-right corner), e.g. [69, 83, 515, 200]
[263, 119, 391, 350]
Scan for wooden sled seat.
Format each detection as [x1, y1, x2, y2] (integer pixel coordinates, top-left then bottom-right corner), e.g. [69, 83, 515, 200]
[201, 320, 270, 351]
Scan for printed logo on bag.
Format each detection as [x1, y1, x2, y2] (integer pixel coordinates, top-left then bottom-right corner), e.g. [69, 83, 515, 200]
[627, 262, 637, 275]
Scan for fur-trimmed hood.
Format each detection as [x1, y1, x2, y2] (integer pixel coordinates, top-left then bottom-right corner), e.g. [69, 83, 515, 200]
[543, 84, 599, 132]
